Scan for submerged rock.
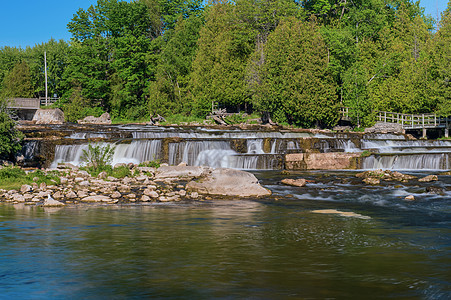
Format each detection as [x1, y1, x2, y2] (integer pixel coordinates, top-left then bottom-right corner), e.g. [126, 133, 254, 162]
[312, 209, 371, 219]
[281, 178, 307, 187]
[418, 175, 438, 182]
[404, 195, 415, 201]
[186, 168, 271, 197]
[363, 177, 380, 185]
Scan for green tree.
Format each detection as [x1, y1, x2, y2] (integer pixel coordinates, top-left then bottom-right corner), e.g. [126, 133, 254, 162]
[148, 15, 204, 116]
[258, 17, 339, 127]
[190, 1, 253, 116]
[0, 47, 25, 96]
[27, 39, 70, 99]
[431, 3, 451, 116]
[1, 61, 34, 98]
[0, 100, 23, 160]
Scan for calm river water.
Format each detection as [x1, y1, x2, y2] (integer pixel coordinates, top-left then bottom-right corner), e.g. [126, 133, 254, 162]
[1, 171, 450, 299]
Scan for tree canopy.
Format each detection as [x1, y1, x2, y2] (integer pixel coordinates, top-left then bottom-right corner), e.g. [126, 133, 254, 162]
[0, 0, 449, 127]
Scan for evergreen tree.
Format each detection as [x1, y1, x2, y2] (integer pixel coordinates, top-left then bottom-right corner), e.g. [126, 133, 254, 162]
[1, 61, 34, 98]
[190, 1, 252, 116]
[258, 17, 339, 127]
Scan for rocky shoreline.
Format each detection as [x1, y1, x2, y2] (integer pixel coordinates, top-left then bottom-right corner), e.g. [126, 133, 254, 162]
[0, 164, 271, 207]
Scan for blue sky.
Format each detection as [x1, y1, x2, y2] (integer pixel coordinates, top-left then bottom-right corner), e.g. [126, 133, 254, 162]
[0, 0, 448, 48]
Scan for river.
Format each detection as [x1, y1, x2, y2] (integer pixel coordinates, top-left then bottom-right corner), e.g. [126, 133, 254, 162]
[1, 170, 450, 299]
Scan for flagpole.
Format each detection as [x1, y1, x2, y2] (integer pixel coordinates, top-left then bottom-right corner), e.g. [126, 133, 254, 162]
[44, 51, 48, 106]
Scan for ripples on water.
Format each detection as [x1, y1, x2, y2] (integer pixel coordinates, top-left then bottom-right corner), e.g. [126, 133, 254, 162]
[0, 171, 450, 299]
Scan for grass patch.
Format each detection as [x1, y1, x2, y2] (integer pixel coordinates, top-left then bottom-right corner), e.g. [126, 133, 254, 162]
[0, 167, 61, 190]
[138, 160, 160, 168]
[360, 150, 373, 157]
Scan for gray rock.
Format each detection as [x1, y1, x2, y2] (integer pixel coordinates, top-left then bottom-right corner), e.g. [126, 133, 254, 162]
[111, 191, 122, 199]
[66, 191, 77, 198]
[364, 122, 404, 134]
[20, 184, 32, 193]
[155, 166, 205, 179]
[32, 108, 64, 125]
[141, 195, 151, 202]
[186, 168, 271, 197]
[281, 178, 307, 187]
[81, 195, 113, 202]
[77, 112, 111, 125]
[419, 175, 438, 182]
[43, 195, 65, 207]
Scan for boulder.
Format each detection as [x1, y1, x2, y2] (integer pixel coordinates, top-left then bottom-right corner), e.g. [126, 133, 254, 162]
[363, 177, 380, 185]
[418, 175, 438, 182]
[111, 191, 122, 199]
[77, 112, 112, 125]
[43, 195, 65, 207]
[281, 178, 307, 187]
[404, 195, 415, 201]
[186, 168, 271, 197]
[426, 186, 445, 195]
[20, 184, 32, 193]
[155, 166, 206, 180]
[32, 108, 64, 125]
[81, 195, 113, 202]
[364, 122, 404, 134]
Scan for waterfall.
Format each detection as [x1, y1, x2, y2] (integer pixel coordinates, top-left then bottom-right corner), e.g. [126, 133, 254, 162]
[50, 140, 162, 168]
[363, 154, 450, 170]
[169, 141, 233, 166]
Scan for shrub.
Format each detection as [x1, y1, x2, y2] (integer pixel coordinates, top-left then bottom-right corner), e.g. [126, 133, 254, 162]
[0, 102, 24, 160]
[80, 143, 115, 174]
[138, 160, 160, 168]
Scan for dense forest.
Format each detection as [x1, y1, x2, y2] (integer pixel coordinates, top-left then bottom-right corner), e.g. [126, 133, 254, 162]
[0, 0, 450, 127]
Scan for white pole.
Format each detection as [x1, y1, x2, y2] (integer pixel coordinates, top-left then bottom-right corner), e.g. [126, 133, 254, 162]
[44, 51, 48, 106]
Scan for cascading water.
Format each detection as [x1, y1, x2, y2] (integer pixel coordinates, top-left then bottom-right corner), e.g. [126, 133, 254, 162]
[35, 125, 450, 171]
[363, 153, 450, 170]
[51, 140, 162, 168]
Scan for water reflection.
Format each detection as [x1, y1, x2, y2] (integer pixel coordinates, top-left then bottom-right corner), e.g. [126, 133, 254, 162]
[1, 178, 450, 298]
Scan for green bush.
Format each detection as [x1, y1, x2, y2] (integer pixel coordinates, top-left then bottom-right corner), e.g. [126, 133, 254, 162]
[110, 165, 131, 178]
[80, 143, 115, 174]
[0, 103, 24, 160]
[138, 160, 160, 168]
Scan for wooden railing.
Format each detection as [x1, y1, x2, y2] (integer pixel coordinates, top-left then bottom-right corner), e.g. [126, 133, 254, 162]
[340, 107, 450, 129]
[375, 111, 450, 129]
[39, 97, 59, 106]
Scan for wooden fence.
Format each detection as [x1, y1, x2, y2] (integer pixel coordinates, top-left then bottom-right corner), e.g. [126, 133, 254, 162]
[340, 107, 450, 130]
[375, 111, 450, 129]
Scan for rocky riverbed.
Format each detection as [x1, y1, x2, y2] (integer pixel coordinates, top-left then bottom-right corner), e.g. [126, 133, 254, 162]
[0, 163, 271, 207]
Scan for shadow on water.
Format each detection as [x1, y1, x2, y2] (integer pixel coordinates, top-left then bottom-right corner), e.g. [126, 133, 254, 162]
[0, 170, 450, 299]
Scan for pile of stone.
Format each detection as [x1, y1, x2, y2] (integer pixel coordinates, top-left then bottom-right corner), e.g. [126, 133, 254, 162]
[0, 164, 271, 207]
[356, 169, 438, 185]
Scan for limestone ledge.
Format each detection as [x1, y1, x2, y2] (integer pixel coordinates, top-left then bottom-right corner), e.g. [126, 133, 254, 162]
[285, 152, 361, 170]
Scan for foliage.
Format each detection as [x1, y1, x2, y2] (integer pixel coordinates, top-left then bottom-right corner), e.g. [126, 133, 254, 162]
[138, 160, 161, 168]
[1, 61, 34, 98]
[0, 166, 61, 190]
[224, 112, 248, 125]
[160, 114, 205, 125]
[80, 143, 116, 174]
[258, 17, 339, 128]
[0, 101, 24, 160]
[0, 0, 449, 129]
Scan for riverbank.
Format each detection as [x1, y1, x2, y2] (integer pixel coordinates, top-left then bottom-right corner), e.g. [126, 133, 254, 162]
[0, 164, 271, 206]
[1, 161, 450, 207]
